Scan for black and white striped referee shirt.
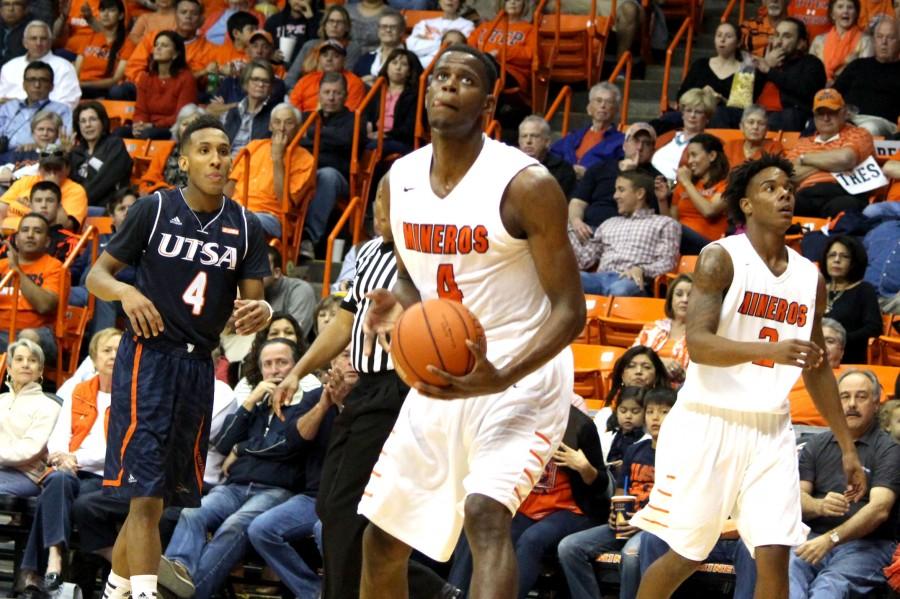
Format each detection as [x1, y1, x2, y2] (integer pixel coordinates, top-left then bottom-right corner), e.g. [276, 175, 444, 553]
[341, 237, 398, 374]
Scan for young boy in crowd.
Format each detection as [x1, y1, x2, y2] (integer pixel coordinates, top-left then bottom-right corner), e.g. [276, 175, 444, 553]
[29, 181, 79, 262]
[558, 388, 677, 599]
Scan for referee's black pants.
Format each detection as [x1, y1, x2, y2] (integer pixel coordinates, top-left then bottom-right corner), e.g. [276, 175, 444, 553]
[317, 371, 447, 599]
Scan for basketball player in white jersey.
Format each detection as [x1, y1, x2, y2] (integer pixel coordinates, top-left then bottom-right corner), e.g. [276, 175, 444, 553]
[357, 46, 586, 598]
[631, 154, 867, 599]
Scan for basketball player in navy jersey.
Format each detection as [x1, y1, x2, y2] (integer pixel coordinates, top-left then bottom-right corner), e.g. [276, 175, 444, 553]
[359, 47, 585, 599]
[631, 154, 867, 599]
[85, 115, 272, 599]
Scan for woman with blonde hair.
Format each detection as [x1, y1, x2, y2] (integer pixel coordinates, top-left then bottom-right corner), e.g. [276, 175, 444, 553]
[652, 87, 716, 182]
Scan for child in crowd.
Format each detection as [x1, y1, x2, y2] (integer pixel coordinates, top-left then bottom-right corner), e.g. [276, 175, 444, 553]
[601, 386, 648, 468]
[880, 399, 900, 444]
[314, 294, 343, 337]
[558, 388, 677, 599]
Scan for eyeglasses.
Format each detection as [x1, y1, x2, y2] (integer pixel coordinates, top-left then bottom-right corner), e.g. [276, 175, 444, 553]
[379, 24, 401, 30]
[39, 150, 65, 158]
[1, 1, 26, 8]
[249, 76, 272, 85]
[24, 77, 51, 84]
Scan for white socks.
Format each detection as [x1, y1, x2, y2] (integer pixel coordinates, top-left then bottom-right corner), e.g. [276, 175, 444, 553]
[130, 575, 158, 599]
[101, 572, 131, 599]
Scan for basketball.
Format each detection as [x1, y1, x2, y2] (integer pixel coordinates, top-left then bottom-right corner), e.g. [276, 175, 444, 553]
[391, 299, 486, 388]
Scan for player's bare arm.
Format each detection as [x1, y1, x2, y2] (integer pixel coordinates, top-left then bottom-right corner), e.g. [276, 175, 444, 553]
[87, 252, 164, 337]
[363, 173, 420, 356]
[233, 278, 271, 336]
[686, 245, 823, 367]
[273, 308, 354, 420]
[418, 165, 585, 399]
[802, 273, 867, 502]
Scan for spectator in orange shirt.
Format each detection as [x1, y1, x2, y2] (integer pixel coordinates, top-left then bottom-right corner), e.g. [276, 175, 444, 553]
[670, 133, 730, 254]
[785, 88, 876, 217]
[74, 0, 134, 99]
[289, 40, 366, 113]
[225, 103, 315, 239]
[741, 0, 787, 56]
[207, 30, 288, 117]
[468, 0, 535, 96]
[721, 104, 784, 167]
[137, 103, 204, 195]
[285, 5, 362, 87]
[121, 30, 198, 139]
[213, 10, 257, 75]
[128, 0, 176, 45]
[0, 145, 88, 231]
[113, 0, 218, 100]
[59, 0, 102, 55]
[788, 0, 831, 40]
[0, 212, 64, 362]
[809, 0, 873, 85]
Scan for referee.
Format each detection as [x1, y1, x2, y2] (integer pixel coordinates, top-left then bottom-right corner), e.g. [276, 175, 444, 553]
[273, 190, 458, 599]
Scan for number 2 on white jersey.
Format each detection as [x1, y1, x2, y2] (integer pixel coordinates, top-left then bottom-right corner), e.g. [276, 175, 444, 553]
[182, 272, 207, 316]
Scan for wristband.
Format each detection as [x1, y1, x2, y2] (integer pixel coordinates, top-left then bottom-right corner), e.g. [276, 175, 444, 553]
[261, 300, 274, 323]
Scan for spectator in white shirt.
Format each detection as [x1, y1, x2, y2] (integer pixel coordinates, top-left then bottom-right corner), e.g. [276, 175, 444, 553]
[405, 0, 474, 66]
[0, 20, 81, 108]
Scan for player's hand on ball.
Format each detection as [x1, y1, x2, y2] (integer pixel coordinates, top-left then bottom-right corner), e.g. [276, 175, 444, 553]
[842, 450, 868, 502]
[795, 534, 834, 565]
[770, 339, 823, 369]
[417, 339, 506, 399]
[363, 289, 403, 356]
[273, 373, 299, 421]
[817, 491, 850, 518]
[233, 299, 271, 335]
[121, 286, 164, 337]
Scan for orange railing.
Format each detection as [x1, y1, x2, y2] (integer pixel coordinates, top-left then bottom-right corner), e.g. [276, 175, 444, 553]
[351, 77, 387, 240]
[608, 50, 633, 126]
[544, 85, 572, 137]
[56, 225, 99, 378]
[720, 0, 746, 23]
[322, 196, 361, 297]
[659, 17, 694, 113]
[0, 269, 19, 346]
[485, 119, 502, 140]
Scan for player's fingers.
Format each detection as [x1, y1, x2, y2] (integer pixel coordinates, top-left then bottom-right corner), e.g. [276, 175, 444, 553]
[377, 331, 392, 353]
[465, 339, 487, 364]
[145, 304, 164, 335]
[131, 310, 152, 337]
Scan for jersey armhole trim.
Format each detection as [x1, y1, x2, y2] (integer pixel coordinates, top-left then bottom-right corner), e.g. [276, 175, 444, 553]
[147, 191, 164, 247]
[241, 206, 249, 261]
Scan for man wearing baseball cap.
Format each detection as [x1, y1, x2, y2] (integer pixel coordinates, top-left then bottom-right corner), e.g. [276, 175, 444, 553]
[785, 88, 876, 218]
[289, 39, 365, 112]
[568, 122, 665, 242]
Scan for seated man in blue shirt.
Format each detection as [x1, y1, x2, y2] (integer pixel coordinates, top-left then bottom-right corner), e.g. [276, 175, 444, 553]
[862, 198, 900, 314]
[549, 82, 625, 179]
[0, 61, 71, 152]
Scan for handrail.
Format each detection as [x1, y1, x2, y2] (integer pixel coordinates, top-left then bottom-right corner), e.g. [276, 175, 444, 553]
[233, 148, 251, 208]
[414, 40, 453, 149]
[720, 0, 739, 22]
[351, 76, 387, 242]
[550, 0, 598, 83]
[283, 111, 321, 269]
[0, 269, 20, 346]
[544, 85, 572, 137]
[591, 0, 616, 84]
[530, 0, 550, 110]
[322, 195, 361, 297]
[485, 119, 502, 140]
[608, 50, 632, 126]
[57, 225, 98, 376]
[659, 17, 694, 113]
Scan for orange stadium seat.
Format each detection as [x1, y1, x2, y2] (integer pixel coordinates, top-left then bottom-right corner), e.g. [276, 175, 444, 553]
[100, 100, 137, 130]
[572, 343, 626, 401]
[578, 294, 611, 344]
[85, 216, 113, 235]
[596, 296, 666, 347]
[871, 335, 900, 367]
[401, 9, 441, 34]
[134, 139, 176, 181]
[652, 255, 698, 298]
[537, 11, 613, 86]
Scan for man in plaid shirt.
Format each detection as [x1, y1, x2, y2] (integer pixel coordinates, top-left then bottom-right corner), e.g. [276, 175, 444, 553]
[569, 170, 680, 296]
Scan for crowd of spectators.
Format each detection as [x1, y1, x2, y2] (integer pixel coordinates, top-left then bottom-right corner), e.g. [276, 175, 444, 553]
[0, 0, 897, 598]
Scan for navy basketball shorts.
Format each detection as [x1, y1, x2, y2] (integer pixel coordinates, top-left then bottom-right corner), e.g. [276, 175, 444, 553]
[103, 335, 214, 508]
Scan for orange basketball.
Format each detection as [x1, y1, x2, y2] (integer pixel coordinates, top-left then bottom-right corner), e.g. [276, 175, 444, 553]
[391, 299, 486, 388]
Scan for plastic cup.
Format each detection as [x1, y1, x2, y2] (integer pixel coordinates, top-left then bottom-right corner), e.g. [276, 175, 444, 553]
[279, 36, 297, 59]
[611, 495, 637, 540]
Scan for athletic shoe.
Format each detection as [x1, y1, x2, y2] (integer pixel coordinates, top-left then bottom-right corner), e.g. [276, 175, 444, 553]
[157, 557, 194, 599]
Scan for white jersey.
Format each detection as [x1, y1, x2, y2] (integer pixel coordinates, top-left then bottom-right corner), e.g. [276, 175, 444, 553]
[679, 233, 819, 413]
[389, 136, 548, 367]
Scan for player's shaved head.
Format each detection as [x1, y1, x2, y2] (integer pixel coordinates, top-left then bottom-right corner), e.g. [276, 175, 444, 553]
[180, 113, 230, 151]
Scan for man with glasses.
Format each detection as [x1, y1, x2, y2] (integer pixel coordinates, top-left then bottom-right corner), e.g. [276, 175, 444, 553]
[0, 61, 71, 153]
[785, 88, 875, 218]
[549, 82, 625, 179]
[0, 20, 80, 108]
[518, 115, 576, 197]
[0, 0, 30, 66]
[353, 10, 410, 86]
[0, 144, 88, 231]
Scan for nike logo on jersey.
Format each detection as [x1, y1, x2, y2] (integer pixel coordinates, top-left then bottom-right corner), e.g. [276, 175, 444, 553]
[157, 233, 238, 270]
[170, 216, 182, 226]
[403, 186, 415, 192]
[402, 222, 490, 255]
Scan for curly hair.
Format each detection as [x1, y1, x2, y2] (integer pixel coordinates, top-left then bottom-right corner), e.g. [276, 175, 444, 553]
[723, 153, 795, 226]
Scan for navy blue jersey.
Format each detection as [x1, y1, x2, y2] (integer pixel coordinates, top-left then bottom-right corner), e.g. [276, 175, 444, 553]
[104, 188, 270, 355]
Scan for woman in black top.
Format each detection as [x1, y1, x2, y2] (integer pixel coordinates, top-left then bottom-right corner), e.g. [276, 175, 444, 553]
[68, 101, 133, 209]
[820, 235, 883, 364]
[678, 21, 747, 128]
